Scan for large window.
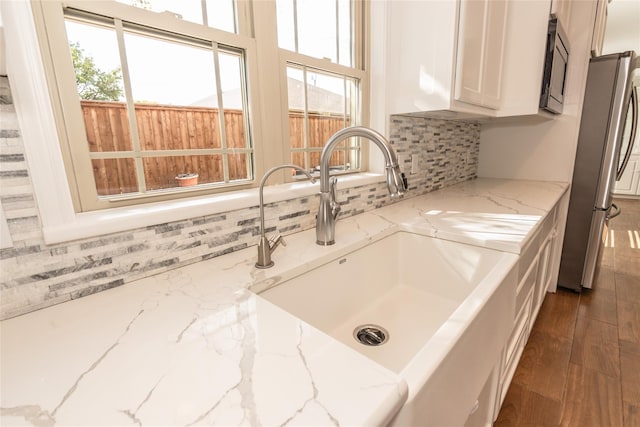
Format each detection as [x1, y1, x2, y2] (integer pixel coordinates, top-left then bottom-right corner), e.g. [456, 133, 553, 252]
[36, 0, 366, 212]
[65, 11, 252, 198]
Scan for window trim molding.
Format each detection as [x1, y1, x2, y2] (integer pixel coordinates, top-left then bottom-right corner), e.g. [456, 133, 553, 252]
[44, 172, 387, 244]
[2, 0, 79, 237]
[275, 0, 371, 174]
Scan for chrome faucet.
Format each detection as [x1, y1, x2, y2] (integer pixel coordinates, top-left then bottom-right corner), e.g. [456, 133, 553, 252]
[316, 126, 407, 246]
[256, 164, 316, 268]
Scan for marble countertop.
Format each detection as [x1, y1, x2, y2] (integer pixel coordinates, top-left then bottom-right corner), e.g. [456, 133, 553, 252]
[0, 178, 568, 426]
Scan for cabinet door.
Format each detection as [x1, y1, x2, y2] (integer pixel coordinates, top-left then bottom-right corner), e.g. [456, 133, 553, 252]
[455, 0, 508, 109]
[614, 157, 639, 195]
[551, 0, 573, 30]
[481, 0, 508, 108]
[591, 0, 608, 57]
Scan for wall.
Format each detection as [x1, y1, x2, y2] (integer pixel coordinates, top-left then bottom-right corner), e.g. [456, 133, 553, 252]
[477, 0, 599, 292]
[0, 80, 480, 320]
[477, 0, 599, 183]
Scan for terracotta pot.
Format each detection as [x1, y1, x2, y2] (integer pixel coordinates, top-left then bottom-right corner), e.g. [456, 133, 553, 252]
[175, 173, 199, 187]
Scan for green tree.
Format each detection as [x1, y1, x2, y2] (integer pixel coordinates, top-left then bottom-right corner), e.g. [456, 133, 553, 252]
[70, 42, 123, 101]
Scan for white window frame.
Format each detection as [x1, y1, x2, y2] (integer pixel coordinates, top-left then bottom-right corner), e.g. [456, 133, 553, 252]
[39, 1, 264, 211]
[275, 0, 371, 176]
[281, 57, 366, 175]
[1, 0, 386, 245]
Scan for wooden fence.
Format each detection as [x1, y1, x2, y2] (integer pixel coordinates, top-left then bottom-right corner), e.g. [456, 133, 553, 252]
[81, 100, 350, 195]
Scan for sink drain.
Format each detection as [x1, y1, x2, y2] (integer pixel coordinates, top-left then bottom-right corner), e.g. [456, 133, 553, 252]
[354, 324, 389, 346]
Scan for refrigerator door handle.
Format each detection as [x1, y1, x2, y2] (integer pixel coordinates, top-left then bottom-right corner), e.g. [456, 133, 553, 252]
[608, 202, 621, 220]
[616, 85, 638, 181]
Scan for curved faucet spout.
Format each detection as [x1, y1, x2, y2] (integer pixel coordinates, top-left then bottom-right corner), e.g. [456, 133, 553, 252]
[316, 126, 407, 246]
[318, 127, 402, 194]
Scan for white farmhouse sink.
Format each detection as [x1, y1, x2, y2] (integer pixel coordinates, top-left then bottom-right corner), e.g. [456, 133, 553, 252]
[253, 231, 519, 425]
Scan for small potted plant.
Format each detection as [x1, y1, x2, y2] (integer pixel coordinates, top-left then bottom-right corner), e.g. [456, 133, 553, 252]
[175, 172, 199, 187]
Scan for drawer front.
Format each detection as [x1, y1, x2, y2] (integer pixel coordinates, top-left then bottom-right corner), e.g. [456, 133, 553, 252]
[504, 285, 533, 371]
[532, 237, 553, 321]
[499, 287, 533, 407]
[516, 257, 538, 316]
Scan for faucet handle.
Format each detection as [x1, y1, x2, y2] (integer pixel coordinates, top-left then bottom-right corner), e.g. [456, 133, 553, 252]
[387, 165, 407, 197]
[329, 177, 341, 219]
[329, 176, 338, 200]
[269, 233, 285, 251]
[274, 234, 286, 247]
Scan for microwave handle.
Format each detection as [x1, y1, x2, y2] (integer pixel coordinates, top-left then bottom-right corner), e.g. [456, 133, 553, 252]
[617, 86, 638, 181]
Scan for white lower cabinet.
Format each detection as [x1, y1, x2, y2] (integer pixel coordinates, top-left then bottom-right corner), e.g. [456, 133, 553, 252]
[491, 203, 560, 421]
[463, 200, 562, 426]
[445, 193, 565, 425]
[465, 365, 501, 427]
[533, 235, 554, 322]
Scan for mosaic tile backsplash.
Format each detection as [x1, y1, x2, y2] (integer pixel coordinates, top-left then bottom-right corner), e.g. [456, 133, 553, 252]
[0, 76, 480, 320]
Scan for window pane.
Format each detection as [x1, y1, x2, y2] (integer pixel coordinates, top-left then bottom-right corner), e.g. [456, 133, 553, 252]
[306, 70, 345, 114]
[228, 153, 251, 181]
[92, 158, 139, 196]
[66, 20, 132, 153]
[276, 0, 353, 67]
[287, 66, 306, 162]
[219, 52, 243, 110]
[123, 32, 230, 159]
[338, 0, 352, 66]
[291, 151, 305, 172]
[81, 100, 133, 152]
[224, 109, 247, 150]
[275, 0, 295, 51]
[297, 0, 337, 62]
[125, 32, 217, 107]
[116, 0, 236, 33]
[219, 51, 250, 152]
[287, 65, 358, 172]
[135, 104, 222, 150]
[205, 0, 236, 33]
[143, 155, 225, 190]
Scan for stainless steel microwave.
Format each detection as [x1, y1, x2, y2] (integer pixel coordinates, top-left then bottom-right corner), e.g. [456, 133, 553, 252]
[540, 14, 570, 114]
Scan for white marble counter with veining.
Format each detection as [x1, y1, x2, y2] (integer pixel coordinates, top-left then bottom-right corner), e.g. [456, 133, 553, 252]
[0, 178, 568, 426]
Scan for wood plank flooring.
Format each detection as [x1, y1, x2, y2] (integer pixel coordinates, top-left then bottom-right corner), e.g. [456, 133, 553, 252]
[496, 197, 640, 426]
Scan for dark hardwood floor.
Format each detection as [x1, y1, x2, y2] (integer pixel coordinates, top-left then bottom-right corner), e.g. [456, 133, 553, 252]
[496, 197, 640, 427]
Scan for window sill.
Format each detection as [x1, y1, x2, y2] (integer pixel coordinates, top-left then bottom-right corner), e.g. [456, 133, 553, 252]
[42, 172, 386, 244]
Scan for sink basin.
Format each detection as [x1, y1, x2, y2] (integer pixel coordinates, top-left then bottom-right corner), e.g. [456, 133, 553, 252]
[252, 231, 519, 425]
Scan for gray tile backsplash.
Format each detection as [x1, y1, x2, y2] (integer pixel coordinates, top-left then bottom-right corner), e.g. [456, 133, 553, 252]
[0, 77, 480, 320]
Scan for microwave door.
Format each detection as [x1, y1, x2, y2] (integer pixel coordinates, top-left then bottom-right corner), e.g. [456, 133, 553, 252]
[550, 42, 569, 107]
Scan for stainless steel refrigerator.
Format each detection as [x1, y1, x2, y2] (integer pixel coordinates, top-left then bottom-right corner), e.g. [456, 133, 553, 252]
[558, 51, 638, 292]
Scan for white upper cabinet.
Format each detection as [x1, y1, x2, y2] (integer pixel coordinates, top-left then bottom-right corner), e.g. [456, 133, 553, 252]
[551, 0, 573, 29]
[455, 0, 508, 110]
[382, 0, 551, 118]
[590, 0, 608, 57]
